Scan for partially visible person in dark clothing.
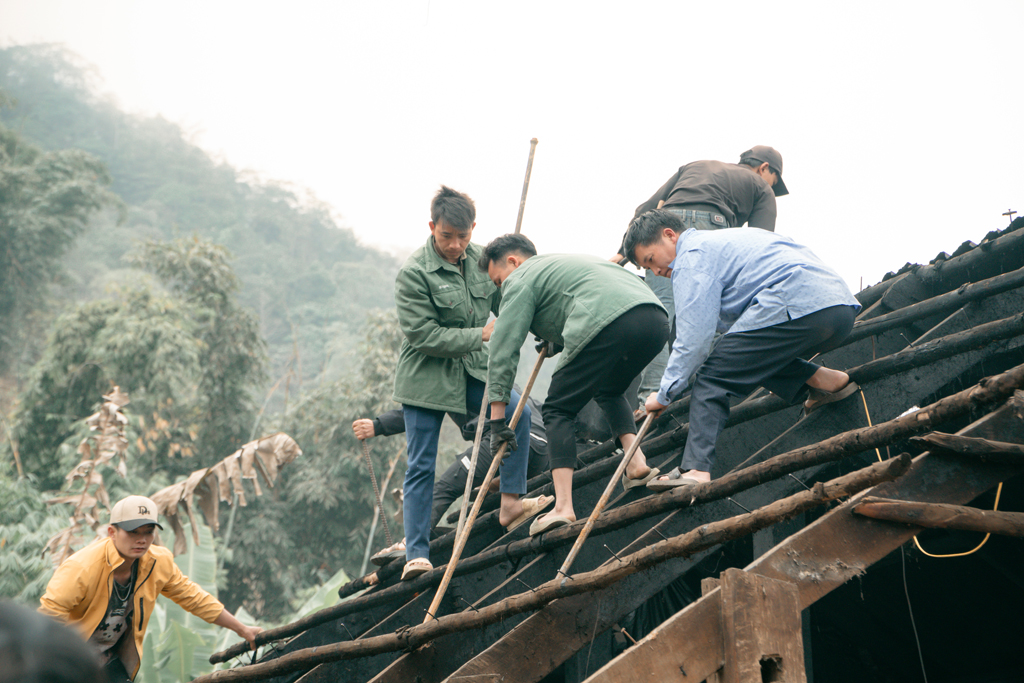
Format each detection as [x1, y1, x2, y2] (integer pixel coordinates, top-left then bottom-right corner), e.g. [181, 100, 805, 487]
[1, 600, 104, 683]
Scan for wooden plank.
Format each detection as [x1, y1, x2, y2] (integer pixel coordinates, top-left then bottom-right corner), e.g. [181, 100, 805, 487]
[583, 398, 1024, 683]
[852, 497, 1024, 537]
[719, 569, 805, 683]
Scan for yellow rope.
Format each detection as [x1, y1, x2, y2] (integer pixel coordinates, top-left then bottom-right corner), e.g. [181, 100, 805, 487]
[859, 390, 1002, 558]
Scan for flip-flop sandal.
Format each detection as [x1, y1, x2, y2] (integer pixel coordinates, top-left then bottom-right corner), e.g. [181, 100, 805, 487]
[400, 557, 433, 581]
[370, 538, 406, 566]
[529, 513, 573, 536]
[622, 467, 661, 491]
[803, 382, 860, 416]
[646, 466, 701, 493]
[505, 495, 555, 532]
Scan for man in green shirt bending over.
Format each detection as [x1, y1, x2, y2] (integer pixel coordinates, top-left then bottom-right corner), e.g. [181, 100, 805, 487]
[480, 234, 670, 535]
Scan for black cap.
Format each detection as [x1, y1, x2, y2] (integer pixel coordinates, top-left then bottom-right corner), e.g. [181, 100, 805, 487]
[740, 145, 788, 197]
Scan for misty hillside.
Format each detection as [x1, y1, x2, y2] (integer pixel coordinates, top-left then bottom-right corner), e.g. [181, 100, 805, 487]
[0, 44, 399, 394]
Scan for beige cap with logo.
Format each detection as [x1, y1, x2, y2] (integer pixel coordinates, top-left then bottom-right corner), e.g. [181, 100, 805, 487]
[109, 495, 164, 531]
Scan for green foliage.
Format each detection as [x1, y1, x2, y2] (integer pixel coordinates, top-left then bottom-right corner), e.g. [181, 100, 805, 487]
[0, 475, 70, 601]
[288, 565, 351, 622]
[220, 309, 406, 619]
[0, 117, 120, 371]
[0, 43, 416, 627]
[129, 236, 268, 460]
[11, 234, 268, 489]
[12, 286, 202, 488]
[0, 44, 400, 397]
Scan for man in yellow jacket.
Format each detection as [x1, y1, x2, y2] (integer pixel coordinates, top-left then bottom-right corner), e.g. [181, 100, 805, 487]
[39, 495, 261, 682]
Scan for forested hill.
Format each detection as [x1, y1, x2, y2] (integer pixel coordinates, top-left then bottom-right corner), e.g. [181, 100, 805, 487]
[0, 44, 399, 390]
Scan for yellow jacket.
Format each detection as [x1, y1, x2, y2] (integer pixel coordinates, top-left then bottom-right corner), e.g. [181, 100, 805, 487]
[39, 537, 224, 678]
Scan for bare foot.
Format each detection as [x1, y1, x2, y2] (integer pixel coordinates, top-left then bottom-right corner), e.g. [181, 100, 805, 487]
[624, 448, 652, 481]
[807, 368, 850, 394]
[497, 494, 524, 527]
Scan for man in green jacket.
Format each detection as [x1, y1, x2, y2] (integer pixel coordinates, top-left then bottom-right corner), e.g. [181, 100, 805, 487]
[389, 186, 546, 580]
[480, 234, 670, 535]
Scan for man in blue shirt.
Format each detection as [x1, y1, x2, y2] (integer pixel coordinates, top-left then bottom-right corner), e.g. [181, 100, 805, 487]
[622, 209, 861, 490]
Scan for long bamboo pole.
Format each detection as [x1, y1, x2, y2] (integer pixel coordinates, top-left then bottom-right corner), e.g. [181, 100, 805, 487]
[515, 138, 538, 234]
[456, 390, 490, 539]
[556, 413, 655, 579]
[455, 136, 538, 538]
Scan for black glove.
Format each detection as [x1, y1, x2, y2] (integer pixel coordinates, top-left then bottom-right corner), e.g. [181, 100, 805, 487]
[487, 418, 518, 454]
[534, 336, 563, 357]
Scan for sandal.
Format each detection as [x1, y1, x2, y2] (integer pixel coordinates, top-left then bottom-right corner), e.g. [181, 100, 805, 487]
[803, 382, 860, 416]
[370, 538, 406, 567]
[622, 467, 661, 491]
[401, 557, 433, 581]
[646, 467, 702, 493]
[504, 495, 555, 532]
[529, 513, 573, 536]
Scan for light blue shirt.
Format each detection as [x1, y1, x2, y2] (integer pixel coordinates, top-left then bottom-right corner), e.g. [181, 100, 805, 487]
[657, 228, 861, 405]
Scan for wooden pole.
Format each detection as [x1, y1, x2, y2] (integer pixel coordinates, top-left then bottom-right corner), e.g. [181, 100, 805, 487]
[846, 265, 1024, 343]
[515, 138, 538, 235]
[909, 431, 1024, 463]
[423, 349, 547, 623]
[456, 390, 490, 539]
[210, 361, 1024, 664]
[192, 455, 909, 683]
[852, 496, 1024, 537]
[556, 413, 655, 579]
[454, 137, 538, 536]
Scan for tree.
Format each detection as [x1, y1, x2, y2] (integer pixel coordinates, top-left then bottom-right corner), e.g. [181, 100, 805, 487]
[129, 236, 267, 461]
[0, 116, 120, 372]
[219, 309, 407, 620]
[10, 235, 268, 491]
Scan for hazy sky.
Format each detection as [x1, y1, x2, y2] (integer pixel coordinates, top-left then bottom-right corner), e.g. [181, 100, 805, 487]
[1, 0, 1022, 290]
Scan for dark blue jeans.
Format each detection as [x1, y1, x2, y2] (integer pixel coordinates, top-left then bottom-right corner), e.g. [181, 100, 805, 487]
[402, 377, 531, 561]
[681, 305, 856, 474]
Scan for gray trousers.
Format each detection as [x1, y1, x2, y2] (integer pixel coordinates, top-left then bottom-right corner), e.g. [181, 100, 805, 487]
[681, 305, 857, 474]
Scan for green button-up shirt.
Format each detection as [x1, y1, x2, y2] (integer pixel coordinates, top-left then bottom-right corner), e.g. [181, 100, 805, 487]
[486, 254, 663, 404]
[392, 237, 501, 413]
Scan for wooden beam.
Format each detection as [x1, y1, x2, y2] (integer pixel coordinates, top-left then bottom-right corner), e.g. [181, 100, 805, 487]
[852, 497, 1024, 537]
[212, 360, 1024, 666]
[191, 456, 909, 683]
[719, 569, 805, 683]
[909, 430, 1024, 462]
[582, 396, 1024, 683]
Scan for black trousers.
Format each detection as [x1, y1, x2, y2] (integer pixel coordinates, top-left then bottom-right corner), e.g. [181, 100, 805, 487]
[543, 304, 670, 470]
[682, 305, 856, 473]
[105, 656, 133, 683]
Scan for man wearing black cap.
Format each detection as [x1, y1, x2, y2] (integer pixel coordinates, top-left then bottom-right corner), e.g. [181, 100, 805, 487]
[611, 146, 790, 409]
[39, 495, 261, 682]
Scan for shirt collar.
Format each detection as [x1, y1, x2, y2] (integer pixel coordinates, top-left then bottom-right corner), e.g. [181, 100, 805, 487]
[425, 236, 468, 273]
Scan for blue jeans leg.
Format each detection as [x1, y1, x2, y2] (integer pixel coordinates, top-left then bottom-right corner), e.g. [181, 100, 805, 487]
[402, 404, 445, 561]
[466, 378, 531, 495]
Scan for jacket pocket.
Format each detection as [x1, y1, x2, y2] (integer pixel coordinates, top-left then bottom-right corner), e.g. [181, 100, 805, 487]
[431, 285, 466, 310]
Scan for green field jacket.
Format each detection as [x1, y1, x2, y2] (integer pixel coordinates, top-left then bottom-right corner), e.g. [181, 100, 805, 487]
[486, 254, 663, 404]
[392, 237, 500, 413]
